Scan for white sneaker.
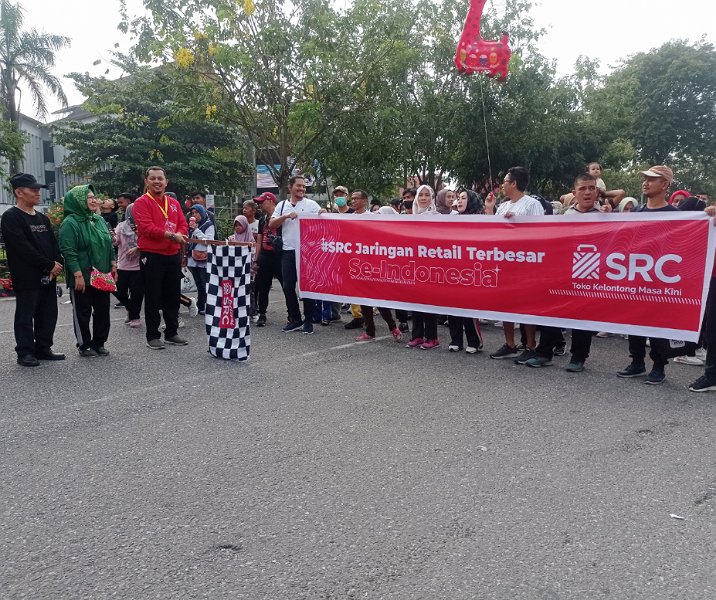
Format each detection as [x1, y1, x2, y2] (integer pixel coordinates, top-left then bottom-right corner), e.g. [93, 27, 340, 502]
[695, 347, 707, 360]
[188, 298, 199, 317]
[673, 355, 705, 366]
[596, 331, 609, 338]
[493, 321, 503, 327]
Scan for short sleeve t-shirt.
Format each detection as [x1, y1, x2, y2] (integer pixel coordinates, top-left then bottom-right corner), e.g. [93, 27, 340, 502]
[564, 206, 600, 214]
[635, 204, 679, 213]
[495, 195, 544, 217]
[272, 198, 321, 250]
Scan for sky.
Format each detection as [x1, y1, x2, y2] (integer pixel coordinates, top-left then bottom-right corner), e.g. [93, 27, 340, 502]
[19, 0, 716, 121]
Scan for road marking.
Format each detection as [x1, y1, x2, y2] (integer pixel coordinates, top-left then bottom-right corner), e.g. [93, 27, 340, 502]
[299, 335, 393, 358]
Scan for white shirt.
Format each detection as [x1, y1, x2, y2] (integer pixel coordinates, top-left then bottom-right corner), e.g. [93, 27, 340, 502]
[496, 195, 544, 217]
[272, 198, 321, 250]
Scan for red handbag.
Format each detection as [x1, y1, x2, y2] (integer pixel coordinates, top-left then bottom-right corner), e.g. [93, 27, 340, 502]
[89, 267, 117, 292]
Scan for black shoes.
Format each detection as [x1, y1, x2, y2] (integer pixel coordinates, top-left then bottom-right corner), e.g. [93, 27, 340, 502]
[344, 318, 364, 330]
[17, 354, 40, 367]
[35, 351, 66, 361]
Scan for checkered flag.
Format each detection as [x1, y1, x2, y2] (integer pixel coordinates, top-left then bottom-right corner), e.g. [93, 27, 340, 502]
[205, 244, 251, 361]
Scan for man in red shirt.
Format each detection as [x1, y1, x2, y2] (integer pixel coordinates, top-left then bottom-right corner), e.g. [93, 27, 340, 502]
[132, 166, 189, 349]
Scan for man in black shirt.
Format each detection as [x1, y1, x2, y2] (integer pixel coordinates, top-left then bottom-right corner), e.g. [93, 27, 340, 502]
[617, 165, 680, 385]
[1, 173, 65, 366]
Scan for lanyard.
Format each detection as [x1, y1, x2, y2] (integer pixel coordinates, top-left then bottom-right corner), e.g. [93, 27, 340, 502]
[146, 192, 169, 220]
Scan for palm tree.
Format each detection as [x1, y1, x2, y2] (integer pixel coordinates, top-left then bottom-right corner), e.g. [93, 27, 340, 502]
[0, 0, 70, 172]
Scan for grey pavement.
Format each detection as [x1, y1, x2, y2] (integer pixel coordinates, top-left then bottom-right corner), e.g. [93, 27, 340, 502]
[0, 294, 714, 599]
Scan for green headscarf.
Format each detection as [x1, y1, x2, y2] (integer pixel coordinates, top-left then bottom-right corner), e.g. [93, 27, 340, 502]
[62, 185, 113, 271]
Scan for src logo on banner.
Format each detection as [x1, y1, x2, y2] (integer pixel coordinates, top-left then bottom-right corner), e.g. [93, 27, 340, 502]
[572, 245, 600, 280]
[572, 245, 683, 284]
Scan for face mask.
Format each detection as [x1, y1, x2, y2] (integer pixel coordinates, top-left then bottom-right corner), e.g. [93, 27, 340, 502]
[335, 197, 347, 207]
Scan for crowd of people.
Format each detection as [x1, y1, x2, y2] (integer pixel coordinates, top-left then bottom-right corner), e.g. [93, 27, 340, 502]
[2, 163, 716, 394]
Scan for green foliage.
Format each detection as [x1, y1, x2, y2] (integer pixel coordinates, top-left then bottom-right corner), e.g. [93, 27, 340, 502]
[105, 1, 716, 201]
[53, 63, 253, 198]
[0, 118, 25, 175]
[0, 0, 69, 172]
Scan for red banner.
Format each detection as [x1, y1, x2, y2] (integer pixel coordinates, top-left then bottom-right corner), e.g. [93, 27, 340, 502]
[219, 278, 236, 329]
[297, 213, 716, 342]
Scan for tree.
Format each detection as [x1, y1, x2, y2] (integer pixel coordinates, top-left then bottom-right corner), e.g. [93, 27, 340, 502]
[588, 40, 716, 195]
[121, 0, 415, 197]
[53, 64, 253, 198]
[0, 0, 69, 172]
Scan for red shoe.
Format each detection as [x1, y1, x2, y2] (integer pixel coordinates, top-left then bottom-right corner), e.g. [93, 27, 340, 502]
[420, 339, 440, 350]
[391, 328, 403, 342]
[355, 332, 375, 342]
[406, 337, 424, 348]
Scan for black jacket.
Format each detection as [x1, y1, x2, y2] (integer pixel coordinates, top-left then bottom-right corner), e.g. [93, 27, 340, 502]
[0, 207, 62, 291]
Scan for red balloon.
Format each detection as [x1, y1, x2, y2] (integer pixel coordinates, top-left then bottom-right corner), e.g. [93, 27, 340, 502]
[455, 0, 512, 82]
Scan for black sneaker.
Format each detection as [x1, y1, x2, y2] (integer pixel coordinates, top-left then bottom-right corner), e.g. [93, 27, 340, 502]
[617, 362, 647, 378]
[489, 344, 519, 359]
[553, 343, 566, 356]
[256, 314, 267, 327]
[93, 346, 110, 356]
[688, 375, 716, 392]
[344, 318, 364, 330]
[644, 368, 666, 385]
[514, 349, 536, 365]
[282, 320, 303, 333]
[398, 322, 409, 333]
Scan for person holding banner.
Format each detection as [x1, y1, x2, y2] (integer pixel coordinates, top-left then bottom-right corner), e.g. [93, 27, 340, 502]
[447, 190, 484, 353]
[525, 173, 601, 371]
[485, 167, 544, 362]
[617, 165, 682, 385]
[347, 190, 403, 343]
[269, 175, 321, 335]
[690, 203, 716, 392]
[406, 185, 441, 350]
[133, 166, 189, 350]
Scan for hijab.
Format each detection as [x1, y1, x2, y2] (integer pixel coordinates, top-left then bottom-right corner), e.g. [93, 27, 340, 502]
[414, 184, 437, 215]
[678, 196, 706, 212]
[435, 189, 453, 215]
[231, 215, 255, 243]
[62, 184, 113, 271]
[617, 197, 639, 212]
[669, 189, 691, 205]
[124, 204, 135, 226]
[191, 204, 208, 226]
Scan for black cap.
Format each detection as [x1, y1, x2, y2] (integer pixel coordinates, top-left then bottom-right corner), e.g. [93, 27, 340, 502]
[9, 173, 47, 190]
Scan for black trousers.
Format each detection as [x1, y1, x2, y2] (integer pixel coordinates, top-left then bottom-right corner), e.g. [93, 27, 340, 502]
[256, 250, 283, 315]
[361, 306, 396, 337]
[448, 316, 479, 348]
[281, 250, 314, 324]
[535, 326, 592, 362]
[189, 265, 209, 311]
[115, 269, 144, 320]
[395, 309, 409, 323]
[14, 286, 59, 357]
[70, 286, 111, 350]
[140, 251, 182, 341]
[705, 278, 716, 379]
[411, 312, 437, 341]
[628, 336, 665, 370]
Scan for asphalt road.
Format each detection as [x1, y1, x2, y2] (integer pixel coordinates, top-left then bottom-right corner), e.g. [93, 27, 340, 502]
[0, 294, 714, 599]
